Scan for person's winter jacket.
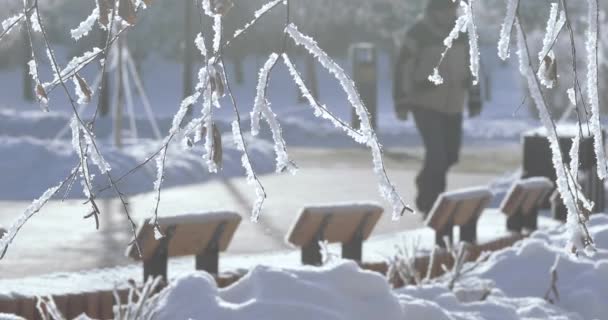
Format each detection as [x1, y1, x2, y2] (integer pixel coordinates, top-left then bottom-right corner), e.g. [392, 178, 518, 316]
[393, 17, 481, 120]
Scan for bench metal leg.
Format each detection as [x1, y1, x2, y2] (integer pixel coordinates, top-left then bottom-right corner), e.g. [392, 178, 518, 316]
[523, 208, 538, 231]
[342, 237, 362, 262]
[460, 217, 478, 244]
[143, 235, 171, 282]
[196, 244, 219, 274]
[195, 222, 225, 274]
[506, 211, 524, 233]
[302, 241, 322, 266]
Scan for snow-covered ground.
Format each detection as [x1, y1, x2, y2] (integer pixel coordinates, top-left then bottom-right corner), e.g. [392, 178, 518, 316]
[102, 214, 608, 320]
[0, 44, 544, 201]
[3, 213, 605, 320]
[0, 114, 275, 200]
[0, 208, 559, 296]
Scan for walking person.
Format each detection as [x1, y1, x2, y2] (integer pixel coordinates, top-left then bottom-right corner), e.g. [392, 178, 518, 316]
[393, 0, 482, 216]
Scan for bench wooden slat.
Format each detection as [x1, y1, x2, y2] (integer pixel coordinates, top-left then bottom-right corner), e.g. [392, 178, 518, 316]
[127, 212, 241, 261]
[287, 204, 383, 247]
[286, 203, 383, 265]
[500, 177, 553, 233]
[425, 187, 493, 247]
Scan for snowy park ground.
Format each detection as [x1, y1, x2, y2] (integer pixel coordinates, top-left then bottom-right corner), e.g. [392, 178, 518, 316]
[0, 45, 534, 200]
[150, 211, 608, 320]
[0, 47, 536, 277]
[2, 213, 607, 320]
[0, 47, 604, 319]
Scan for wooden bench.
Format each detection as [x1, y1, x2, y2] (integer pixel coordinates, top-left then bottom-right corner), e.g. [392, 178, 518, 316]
[500, 177, 553, 233]
[425, 187, 493, 248]
[286, 203, 383, 266]
[126, 211, 241, 282]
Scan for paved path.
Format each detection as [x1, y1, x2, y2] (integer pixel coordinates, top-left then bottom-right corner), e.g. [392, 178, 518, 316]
[0, 145, 520, 278]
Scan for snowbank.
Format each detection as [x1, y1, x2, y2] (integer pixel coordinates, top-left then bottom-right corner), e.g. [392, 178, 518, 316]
[151, 260, 578, 320]
[1, 214, 604, 319]
[0, 134, 274, 200]
[462, 214, 608, 319]
[153, 263, 403, 320]
[148, 214, 608, 320]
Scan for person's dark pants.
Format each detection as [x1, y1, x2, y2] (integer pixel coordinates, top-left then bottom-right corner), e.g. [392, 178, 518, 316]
[412, 108, 463, 216]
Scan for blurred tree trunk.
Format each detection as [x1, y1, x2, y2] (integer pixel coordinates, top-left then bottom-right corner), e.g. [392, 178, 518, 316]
[99, 28, 110, 117]
[22, 20, 34, 101]
[234, 55, 244, 85]
[114, 39, 124, 148]
[183, 0, 195, 118]
[306, 53, 319, 100]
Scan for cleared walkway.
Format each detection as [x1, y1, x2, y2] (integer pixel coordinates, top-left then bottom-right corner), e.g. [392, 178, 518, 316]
[0, 145, 520, 278]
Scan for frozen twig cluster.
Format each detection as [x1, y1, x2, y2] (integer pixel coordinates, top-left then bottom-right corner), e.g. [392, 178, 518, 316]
[431, 0, 601, 256]
[386, 236, 424, 286]
[428, 0, 480, 86]
[34, 276, 164, 320]
[0, 0, 410, 254]
[0, 0, 603, 259]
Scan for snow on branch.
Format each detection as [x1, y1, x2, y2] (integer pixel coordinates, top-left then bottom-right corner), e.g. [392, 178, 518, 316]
[537, 3, 565, 88]
[515, 20, 592, 254]
[497, 0, 519, 60]
[0, 179, 66, 258]
[251, 53, 296, 174]
[251, 54, 278, 136]
[150, 92, 202, 233]
[42, 48, 103, 90]
[282, 54, 362, 140]
[429, 0, 479, 85]
[585, 0, 607, 180]
[233, 0, 283, 40]
[1, 13, 24, 37]
[285, 23, 410, 219]
[232, 120, 266, 222]
[71, 7, 100, 40]
[195, 32, 208, 57]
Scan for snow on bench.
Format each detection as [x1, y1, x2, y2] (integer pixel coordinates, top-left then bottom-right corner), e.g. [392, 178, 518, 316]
[286, 203, 383, 265]
[500, 177, 553, 233]
[425, 187, 493, 248]
[126, 211, 241, 282]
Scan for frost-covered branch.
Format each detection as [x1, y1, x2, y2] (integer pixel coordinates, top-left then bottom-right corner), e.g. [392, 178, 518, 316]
[429, 0, 479, 85]
[0, 166, 78, 258]
[285, 23, 411, 219]
[537, 3, 566, 88]
[584, 0, 607, 180]
[497, 0, 519, 60]
[515, 16, 593, 255]
[251, 53, 296, 174]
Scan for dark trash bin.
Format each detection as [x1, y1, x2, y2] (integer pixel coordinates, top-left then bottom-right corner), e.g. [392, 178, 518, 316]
[522, 125, 605, 219]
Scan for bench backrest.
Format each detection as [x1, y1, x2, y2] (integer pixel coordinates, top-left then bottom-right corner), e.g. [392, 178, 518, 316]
[425, 187, 493, 232]
[500, 177, 553, 217]
[127, 211, 241, 261]
[286, 203, 383, 247]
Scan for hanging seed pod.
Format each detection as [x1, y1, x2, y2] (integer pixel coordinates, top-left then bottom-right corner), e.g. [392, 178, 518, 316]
[211, 0, 234, 16]
[75, 73, 93, 104]
[118, 0, 137, 25]
[212, 123, 223, 170]
[35, 83, 49, 110]
[207, 65, 226, 98]
[97, 0, 112, 27]
[200, 123, 223, 170]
